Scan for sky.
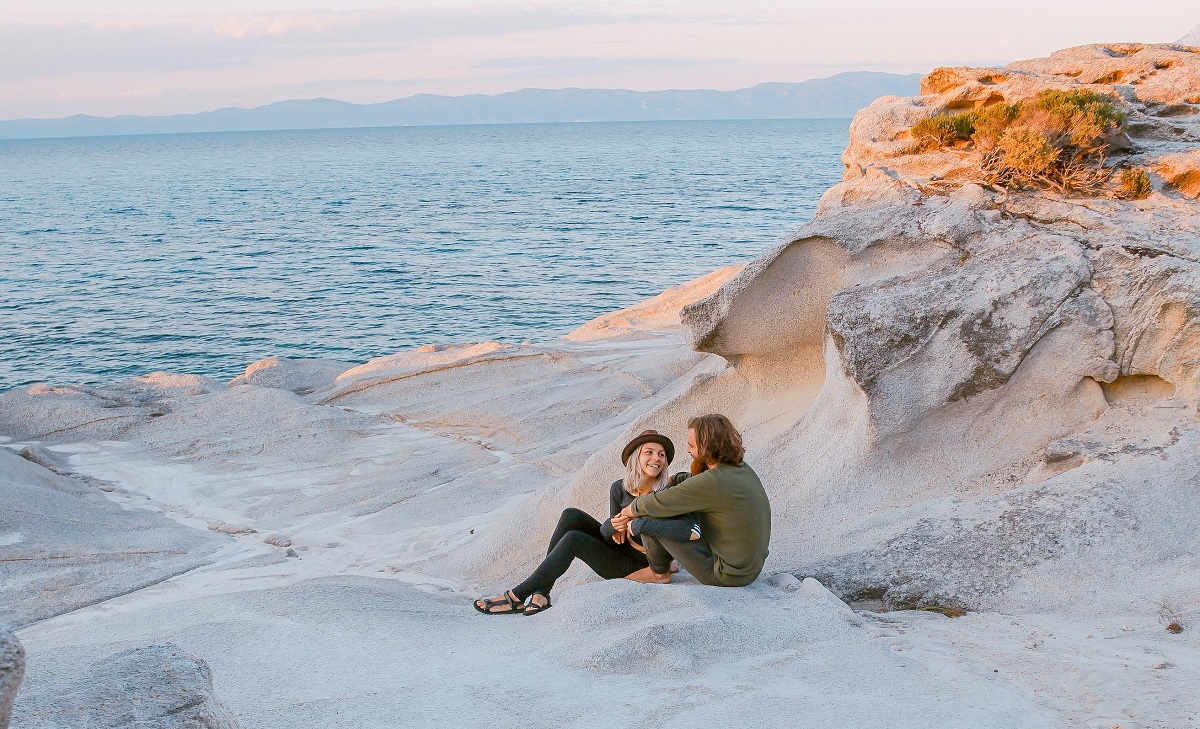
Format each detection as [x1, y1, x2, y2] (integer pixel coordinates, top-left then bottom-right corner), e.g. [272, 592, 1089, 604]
[2, 1, 1197, 120]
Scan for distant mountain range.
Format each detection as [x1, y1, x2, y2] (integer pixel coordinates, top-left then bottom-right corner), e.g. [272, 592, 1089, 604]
[1180, 24, 1200, 46]
[0, 71, 920, 140]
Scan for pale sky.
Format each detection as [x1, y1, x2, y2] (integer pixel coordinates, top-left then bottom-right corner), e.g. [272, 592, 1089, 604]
[2, 1, 1196, 120]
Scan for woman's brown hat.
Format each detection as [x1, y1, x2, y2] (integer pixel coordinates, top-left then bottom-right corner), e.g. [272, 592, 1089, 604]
[621, 429, 675, 466]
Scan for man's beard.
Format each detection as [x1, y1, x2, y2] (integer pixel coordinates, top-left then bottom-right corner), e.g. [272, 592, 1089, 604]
[690, 459, 709, 476]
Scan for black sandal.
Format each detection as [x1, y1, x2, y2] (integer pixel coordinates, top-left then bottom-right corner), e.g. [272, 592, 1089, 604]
[522, 591, 552, 616]
[473, 589, 524, 615]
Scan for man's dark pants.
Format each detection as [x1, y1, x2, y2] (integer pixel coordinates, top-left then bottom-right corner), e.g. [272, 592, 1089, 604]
[641, 534, 723, 586]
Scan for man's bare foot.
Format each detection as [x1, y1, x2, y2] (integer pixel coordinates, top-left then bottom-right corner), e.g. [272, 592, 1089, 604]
[625, 566, 671, 584]
[670, 560, 680, 574]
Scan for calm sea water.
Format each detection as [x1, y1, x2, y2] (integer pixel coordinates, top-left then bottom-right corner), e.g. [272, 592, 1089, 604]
[0, 119, 849, 392]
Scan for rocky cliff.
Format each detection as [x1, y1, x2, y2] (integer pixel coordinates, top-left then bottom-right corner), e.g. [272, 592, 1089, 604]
[673, 43, 1200, 612]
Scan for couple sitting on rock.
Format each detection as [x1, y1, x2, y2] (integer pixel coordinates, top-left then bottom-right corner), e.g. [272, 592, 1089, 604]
[474, 413, 771, 616]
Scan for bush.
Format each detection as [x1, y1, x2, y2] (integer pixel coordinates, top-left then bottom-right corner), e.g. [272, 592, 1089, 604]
[971, 103, 1021, 149]
[1032, 89, 1125, 151]
[1121, 167, 1152, 198]
[911, 111, 976, 147]
[1007, 91, 1124, 155]
[996, 127, 1061, 179]
[910, 89, 1126, 194]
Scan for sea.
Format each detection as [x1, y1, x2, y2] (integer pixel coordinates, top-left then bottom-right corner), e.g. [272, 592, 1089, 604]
[0, 119, 849, 392]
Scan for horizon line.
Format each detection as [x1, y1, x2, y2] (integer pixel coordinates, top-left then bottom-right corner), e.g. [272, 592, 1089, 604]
[1, 70, 923, 125]
[0, 116, 859, 144]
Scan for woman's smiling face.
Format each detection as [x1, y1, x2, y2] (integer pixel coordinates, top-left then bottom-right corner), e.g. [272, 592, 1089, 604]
[638, 442, 667, 479]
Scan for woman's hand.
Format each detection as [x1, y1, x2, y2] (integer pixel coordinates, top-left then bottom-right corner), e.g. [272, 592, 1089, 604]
[610, 510, 632, 532]
[611, 526, 626, 545]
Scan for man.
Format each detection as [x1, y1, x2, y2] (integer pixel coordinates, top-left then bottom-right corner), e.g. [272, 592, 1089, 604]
[612, 414, 771, 587]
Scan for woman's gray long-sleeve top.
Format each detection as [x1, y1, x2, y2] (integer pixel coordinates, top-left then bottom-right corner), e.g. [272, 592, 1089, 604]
[598, 475, 700, 546]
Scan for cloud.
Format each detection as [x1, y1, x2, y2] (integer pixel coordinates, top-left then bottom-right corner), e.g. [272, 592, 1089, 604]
[0, 5, 682, 81]
[212, 12, 340, 40]
[472, 55, 735, 78]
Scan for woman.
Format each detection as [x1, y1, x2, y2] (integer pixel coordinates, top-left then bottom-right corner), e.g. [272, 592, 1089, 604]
[473, 429, 699, 616]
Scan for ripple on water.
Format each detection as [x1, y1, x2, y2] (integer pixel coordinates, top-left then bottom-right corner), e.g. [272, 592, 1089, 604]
[0, 119, 849, 390]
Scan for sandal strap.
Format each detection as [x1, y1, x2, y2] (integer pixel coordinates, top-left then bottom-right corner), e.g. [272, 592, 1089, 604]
[524, 593, 551, 614]
[476, 590, 522, 613]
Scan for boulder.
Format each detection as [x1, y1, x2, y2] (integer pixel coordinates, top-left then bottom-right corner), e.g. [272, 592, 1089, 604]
[1090, 245, 1200, 399]
[0, 625, 23, 729]
[826, 232, 1118, 431]
[229, 356, 351, 394]
[14, 644, 240, 729]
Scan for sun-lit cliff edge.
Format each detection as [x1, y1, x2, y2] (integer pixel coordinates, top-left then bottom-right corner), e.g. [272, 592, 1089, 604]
[3, 43, 1199, 729]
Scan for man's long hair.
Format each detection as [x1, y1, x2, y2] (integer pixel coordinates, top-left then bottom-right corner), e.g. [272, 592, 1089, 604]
[688, 414, 745, 474]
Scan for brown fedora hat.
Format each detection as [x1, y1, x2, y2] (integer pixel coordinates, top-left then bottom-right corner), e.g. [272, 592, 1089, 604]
[621, 429, 675, 466]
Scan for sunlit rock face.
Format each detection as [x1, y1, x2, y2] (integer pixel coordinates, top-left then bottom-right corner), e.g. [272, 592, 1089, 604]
[680, 43, 1200, 612]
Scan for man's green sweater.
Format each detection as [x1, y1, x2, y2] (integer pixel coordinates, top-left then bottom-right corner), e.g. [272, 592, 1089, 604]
[629, 462, 771, 586]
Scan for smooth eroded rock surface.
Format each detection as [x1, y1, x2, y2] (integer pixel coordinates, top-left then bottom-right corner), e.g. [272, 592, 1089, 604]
[0, 448, 226, 629]
[12, 643, 240, 729]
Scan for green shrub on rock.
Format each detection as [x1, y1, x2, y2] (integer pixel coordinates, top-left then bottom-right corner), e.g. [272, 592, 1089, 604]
[908, 89, 1126, 194]
[1032, 89, 1125, 150]
[996, 127, 1061, 179]
[1121, 167, 1152, 199]
[911, 112, 976, 147]
[971, 103, 1021, 149]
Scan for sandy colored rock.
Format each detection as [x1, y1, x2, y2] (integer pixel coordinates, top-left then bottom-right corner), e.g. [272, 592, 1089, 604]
[845, 44, 1200, 186]
[565, 264, 742, 342]
[229, 356, 351, 394]
[1155, 149, 1200, 197]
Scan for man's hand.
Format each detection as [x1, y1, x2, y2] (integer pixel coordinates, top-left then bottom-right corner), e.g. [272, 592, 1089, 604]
[611, 526, 626, 545]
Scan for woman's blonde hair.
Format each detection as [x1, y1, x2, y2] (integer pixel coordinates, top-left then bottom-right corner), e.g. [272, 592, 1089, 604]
[623, 442, 670, 495]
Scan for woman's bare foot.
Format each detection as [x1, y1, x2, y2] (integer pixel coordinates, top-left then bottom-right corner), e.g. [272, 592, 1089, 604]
[625, 566, 671, 584]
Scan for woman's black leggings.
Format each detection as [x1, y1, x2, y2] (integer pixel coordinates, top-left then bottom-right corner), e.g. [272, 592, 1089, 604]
[511, 508, 648, 600]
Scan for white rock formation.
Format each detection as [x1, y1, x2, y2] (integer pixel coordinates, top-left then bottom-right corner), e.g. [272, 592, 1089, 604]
[0, 447, 225, 628]
[228, 356, 352, 395]
[672, 43, 1200, 615]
